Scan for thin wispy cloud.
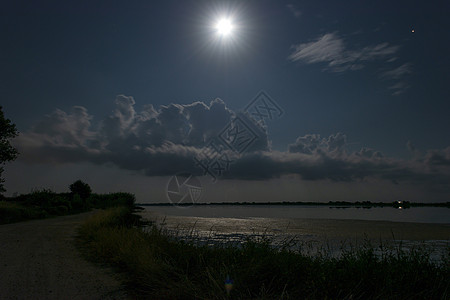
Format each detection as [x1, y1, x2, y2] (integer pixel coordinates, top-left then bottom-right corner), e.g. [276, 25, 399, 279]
[382, 63, 413, 95]
[383, 63, 412, 79]
[288, 33, 399, 72]
[289, 33, 345, 67]
[389, 81, 411, 96]
[288, 33, 412, 94]
[286, 4, 302, 18]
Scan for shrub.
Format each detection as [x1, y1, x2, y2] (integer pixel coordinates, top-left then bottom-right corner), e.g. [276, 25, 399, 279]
[0, 201, 44, 223]
[26, 189, 56, 207]
[0, 201, 23, 223]
[71, 194, 84, 211]
[69, 180, 92, 200]
[89, 192, 136, 209]
[56, 205, 69, 215]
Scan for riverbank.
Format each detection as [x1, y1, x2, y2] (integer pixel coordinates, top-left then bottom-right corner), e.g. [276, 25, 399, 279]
[78, 207, 450, 299]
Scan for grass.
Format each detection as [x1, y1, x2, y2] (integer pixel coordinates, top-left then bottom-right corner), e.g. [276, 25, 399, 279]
[78, 207, 450, 299]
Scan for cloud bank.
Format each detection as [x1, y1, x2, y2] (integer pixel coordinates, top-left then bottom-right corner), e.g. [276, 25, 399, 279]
[14, 96, 450, 194]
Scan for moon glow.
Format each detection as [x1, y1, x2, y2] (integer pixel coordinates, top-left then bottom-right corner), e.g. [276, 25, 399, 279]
[215, 18, 234, 37]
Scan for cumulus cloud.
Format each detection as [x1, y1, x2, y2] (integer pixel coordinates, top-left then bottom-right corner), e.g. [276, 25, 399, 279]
[225, 138, 449, 193]
[287, 133, 347, 155]
[226, 133, 449, 192]
[13, 96, 450, 193]
[354, 147, 383, 159]
[32, 106, 94, 147]
[424, 147, 450, 167]
[15, 95, 268, 171]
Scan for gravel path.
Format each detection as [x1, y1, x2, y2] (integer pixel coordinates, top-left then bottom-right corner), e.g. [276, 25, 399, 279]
[0, 211, 127, 299]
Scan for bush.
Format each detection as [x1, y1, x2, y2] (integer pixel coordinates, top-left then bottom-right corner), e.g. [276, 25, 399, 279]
[71, 194, 84, 211]
[89, 192, 136, 209]
[0, 201, 23, 223]
[1, 185, 138, 224]
[56, 205, 69, 215]
[25, 189, 56, 207]
[69, 180, 92, 200]
[0, 201, 44, 224]
[50, 195, 72, 210]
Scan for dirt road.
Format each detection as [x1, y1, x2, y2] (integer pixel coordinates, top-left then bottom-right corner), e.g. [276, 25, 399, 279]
[0, 212, 127, 299]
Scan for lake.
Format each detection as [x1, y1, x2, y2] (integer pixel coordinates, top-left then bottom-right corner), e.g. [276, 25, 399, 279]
[140, 205, 450, 224]
[138, 205, 450, 260]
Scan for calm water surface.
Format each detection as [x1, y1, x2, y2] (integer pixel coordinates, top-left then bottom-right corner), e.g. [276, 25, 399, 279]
[138, 205, 450, 260]
[141, 205, 450, 224]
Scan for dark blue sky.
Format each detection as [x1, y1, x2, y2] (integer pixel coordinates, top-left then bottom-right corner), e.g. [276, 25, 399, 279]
[2, 0, 450, 202]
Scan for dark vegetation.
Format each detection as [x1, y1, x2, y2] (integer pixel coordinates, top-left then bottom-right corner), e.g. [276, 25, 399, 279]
[79, 206, 450, 300]
[0, 106, 19, 194]
[0, 180, 137, 224]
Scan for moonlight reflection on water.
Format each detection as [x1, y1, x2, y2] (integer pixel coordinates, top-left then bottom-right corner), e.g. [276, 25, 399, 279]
[139, 206, 450, 260]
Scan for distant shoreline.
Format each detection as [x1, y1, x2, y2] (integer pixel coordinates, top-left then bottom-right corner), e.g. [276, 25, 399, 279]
[138, 201, 450, 208]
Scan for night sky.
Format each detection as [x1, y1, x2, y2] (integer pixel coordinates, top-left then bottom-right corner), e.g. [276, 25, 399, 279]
[2, 0, 450, 203]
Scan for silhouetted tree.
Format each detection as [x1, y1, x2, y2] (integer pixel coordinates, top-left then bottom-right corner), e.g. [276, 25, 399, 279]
[0, 106, 19, 194]
[69, 180, 92, 200]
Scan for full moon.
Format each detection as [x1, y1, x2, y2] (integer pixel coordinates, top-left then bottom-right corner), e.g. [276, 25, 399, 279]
[215, 18, 233, 36]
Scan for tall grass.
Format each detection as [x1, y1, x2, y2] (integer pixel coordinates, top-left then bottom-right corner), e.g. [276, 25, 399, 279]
[78, 207, 450, 299]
